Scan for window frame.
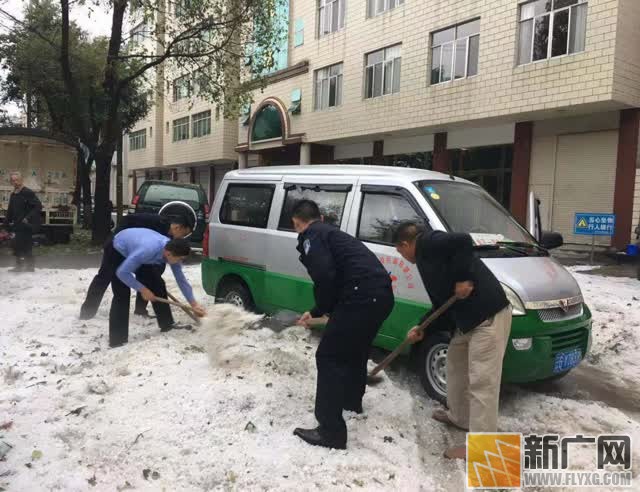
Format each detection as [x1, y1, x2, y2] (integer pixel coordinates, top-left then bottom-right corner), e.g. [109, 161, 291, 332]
[318, 0, 345, 37]
[430, 19, 480, 85]
[172, 116, 190, 142]
[518, 0, 588, 66]
[356, 186, 427, 246]
[128, 129, 147, 151]
[364, 44, 402, 99]
[314, 62, 344, 110]
[277, 183, 353, 232]
[130, 22, 147, 46]
[192, 110, 212, 138]
[172, 75, 191, 102]
[219, 183, 276, 229]
[368, 0, 404, 18]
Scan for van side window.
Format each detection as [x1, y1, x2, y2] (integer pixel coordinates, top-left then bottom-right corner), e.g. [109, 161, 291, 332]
[220, 184, 275, 228]
[358, 192, 423, 244]
[278, 185, 349, 231]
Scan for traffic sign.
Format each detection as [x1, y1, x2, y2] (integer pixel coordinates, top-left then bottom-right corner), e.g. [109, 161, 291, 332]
[574, 213, 615, 237]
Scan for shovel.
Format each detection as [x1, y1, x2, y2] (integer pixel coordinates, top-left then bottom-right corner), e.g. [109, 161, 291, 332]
[367, 295, 457, 382]
[154, 295, 202, 326]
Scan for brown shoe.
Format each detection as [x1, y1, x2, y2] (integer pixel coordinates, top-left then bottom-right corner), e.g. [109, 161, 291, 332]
[432, 408, 468, 431]
[444, 445, 466, 460]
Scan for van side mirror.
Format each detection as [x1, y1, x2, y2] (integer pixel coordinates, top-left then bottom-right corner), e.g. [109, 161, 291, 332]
[540, 231, 563, 250]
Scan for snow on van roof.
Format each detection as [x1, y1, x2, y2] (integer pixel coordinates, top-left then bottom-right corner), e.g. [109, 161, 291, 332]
[227, 165, 473, 183]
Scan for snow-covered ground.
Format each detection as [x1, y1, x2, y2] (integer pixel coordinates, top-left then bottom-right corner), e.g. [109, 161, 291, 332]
[0, 265, 639, 491]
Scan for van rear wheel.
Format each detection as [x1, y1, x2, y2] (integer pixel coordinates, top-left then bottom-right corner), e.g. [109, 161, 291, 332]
[415, 331, 451, 405]
[217, 279, 255, 312]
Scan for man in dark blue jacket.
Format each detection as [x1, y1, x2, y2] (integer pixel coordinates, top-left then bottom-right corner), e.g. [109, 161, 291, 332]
[292, 200, 394, 450]
[3, 172, 42, 272]
[79, 213, 193, 320]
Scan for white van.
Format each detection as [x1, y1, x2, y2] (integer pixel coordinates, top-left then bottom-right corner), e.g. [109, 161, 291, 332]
[202, 166, 592, 402]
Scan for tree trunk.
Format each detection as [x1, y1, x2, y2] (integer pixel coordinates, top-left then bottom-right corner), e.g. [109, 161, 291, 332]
[81, 156, 93, 229]
[92, 148, 114, 244]
[116, 122, 123, 227]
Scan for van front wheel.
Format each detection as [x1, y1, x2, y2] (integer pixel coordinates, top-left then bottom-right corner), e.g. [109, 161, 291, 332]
[217, 279, 255, 312]
[416, 331, 451, 405]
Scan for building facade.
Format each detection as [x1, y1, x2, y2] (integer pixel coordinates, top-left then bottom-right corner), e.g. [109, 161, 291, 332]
[125, 0, 640, 249]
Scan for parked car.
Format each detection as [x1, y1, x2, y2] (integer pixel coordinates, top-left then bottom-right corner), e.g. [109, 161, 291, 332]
[202, 165, 592, 404]
[131, 180, 209, 243]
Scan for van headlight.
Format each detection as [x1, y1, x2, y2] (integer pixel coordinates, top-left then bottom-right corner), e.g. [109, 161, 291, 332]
[501, 283, 526, 316]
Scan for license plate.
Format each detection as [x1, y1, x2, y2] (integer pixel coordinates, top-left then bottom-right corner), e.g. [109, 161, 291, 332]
[553, 348, 582, 374]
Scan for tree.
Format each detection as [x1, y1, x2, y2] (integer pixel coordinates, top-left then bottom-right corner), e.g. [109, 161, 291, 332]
[1, 0, 284, 242]
[0, 0, 150, 229]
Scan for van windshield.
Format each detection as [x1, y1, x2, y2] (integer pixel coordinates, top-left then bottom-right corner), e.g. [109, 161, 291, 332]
[416, 180, 542, 254]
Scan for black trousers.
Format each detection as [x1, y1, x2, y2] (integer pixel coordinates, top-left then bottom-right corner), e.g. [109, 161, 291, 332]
[12, 223, 33, 258]
[81, 239, 162, 318]
[106, 247, 174, 346]
[314, 291, 394, 436]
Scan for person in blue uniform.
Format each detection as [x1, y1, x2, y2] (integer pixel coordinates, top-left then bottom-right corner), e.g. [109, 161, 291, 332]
[106, 228, 206, 348]
[79, 213, 193, 320]
[291, 200, 394, 450]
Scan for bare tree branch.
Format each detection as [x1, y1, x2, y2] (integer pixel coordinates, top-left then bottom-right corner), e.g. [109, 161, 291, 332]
[0, 7, 58, 49]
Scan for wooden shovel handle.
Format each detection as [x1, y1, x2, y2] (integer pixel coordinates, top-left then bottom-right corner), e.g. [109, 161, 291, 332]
[154, 295, 201, 325]
[368, 296, 457, 377]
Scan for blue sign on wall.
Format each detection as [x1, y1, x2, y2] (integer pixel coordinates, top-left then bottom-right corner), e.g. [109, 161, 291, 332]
[574, 213, 616, 236]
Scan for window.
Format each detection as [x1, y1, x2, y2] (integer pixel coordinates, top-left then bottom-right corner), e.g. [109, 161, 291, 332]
[173, 76, 191, 102]
[365, 45, 401, 99]
[358, 191, 423, 244]
[129, 129, 147, 151]
[416, 180, 533, 244]
[149, 127, 153, 138]
[130, 22, 147, 45]
[220, 184, 275, 228]
[143, 183, 201, 210]
[288, 89, 302, 114]
[431, 19, 480, 85]
[174, 0, 191, 18]
[294, 18, 304, 46]
[172, 117, 189, 142]
[315, 63, 343, 110]
[367, 0, 404, 17]
[318, 0, 345, 36]
[251, 105, 283, 142]
[278, 185, 350, 230]
[518, 0, 588, 65]
[192, 110, 211, 138]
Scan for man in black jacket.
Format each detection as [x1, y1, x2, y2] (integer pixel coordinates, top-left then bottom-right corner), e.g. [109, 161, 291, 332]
[292, 200, 394, 450]
[79, 213, 193, 320]
[393, 221, 511, 460]
[3, 172, 42, 272]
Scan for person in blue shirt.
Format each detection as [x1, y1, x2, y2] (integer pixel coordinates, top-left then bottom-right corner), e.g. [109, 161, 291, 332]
[79, 213, 194, 320]
[108, 228, 206, 348]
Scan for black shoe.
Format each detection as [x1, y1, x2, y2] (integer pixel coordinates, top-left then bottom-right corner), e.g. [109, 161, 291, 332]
[23, 258, 35, 272]
[343, 404, 364, 414]
[160, 322, 192, 333]
[109, 341, 127, 349]
[135, 310, 156, 319]
[8, 258, 25, 273]
[293, 427, 346, 450]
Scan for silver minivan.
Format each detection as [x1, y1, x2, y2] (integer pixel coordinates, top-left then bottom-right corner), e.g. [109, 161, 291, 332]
[202, 166, 592, 402]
